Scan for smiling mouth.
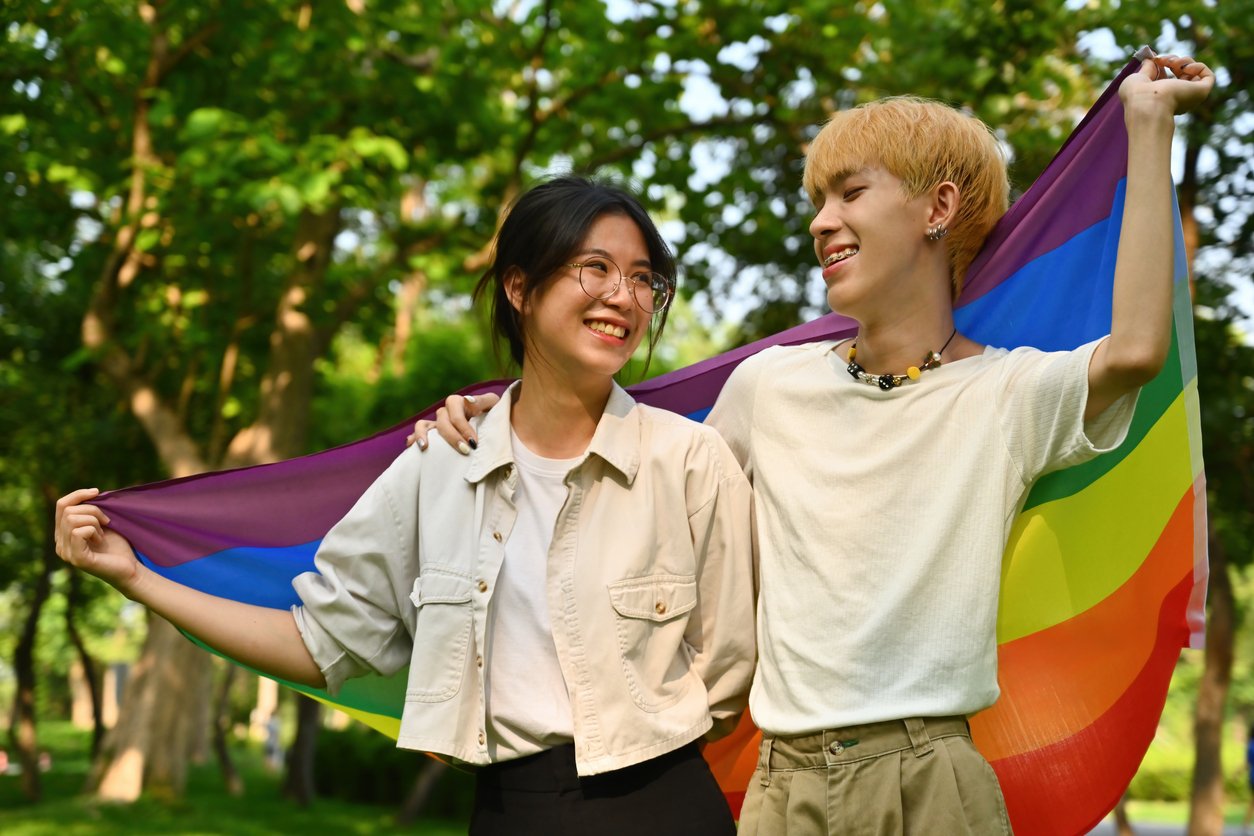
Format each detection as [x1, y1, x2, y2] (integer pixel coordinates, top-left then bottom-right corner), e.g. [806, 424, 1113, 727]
[586, 320, 628, 339]
[823, 247, 859, 267]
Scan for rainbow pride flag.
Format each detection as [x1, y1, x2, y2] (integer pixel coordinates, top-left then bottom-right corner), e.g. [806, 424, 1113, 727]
[95, 55, 1205, 835]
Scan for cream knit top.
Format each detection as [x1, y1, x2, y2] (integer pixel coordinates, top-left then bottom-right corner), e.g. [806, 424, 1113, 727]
[707, 338, 1137, 734]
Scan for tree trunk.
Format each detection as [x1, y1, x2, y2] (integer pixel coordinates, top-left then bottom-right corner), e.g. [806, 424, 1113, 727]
[65, 572, 107, 757]
[211, 662, 244, 796]
[1187, 523, 1234, 836]
[7, 494, 58, 801]
[90, 615, 214, 801]
[189, 663, 214, 766]
[1113, 792, 1135, 836]
[395, 758, 450, 826]
[251, 676, 280, 741]
[224, 206, 339, 469]
[281, 695, 322, 806]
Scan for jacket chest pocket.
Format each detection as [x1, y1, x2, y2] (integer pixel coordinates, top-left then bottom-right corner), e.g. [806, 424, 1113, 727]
[407, 570, 475, 703]
[607, 575, 698, 712]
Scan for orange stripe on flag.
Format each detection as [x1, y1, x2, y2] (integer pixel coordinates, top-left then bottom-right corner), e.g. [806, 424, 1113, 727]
[988, 574, 1192, 835]
[971, 486, 1195, 762]
[703, 710, 761, 817]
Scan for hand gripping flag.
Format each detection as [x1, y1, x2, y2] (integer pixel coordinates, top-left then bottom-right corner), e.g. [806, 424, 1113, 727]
[95, 53, 1206, 835]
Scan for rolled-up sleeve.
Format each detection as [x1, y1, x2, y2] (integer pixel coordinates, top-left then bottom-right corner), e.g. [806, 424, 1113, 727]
[684, 428, 757, 739]
[292, 447, 423, 695]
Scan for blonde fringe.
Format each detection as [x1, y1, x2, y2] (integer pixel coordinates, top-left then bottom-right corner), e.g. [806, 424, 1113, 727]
[802, 97, 1010, 298]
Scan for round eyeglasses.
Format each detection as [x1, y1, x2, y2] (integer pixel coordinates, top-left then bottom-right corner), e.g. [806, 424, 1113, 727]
[567, 258, 675, 314]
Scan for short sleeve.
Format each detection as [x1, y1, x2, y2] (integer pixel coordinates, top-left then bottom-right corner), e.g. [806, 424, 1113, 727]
[705, 353, 766, 479]
[996, 337, 1139, 484]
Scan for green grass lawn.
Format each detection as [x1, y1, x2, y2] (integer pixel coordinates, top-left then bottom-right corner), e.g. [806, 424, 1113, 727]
[0, 723, 469, 835]
[1120, 798, 1252, 826]
[8, 721, 1252, 834]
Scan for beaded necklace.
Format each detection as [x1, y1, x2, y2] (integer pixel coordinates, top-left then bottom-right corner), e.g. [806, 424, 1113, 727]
[846, 328, 958, 391]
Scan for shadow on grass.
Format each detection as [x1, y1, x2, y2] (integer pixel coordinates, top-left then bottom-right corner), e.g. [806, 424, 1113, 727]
[0, 722, 468, 836]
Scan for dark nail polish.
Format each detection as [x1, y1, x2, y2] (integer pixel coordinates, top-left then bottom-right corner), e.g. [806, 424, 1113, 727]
[468, 438, 478, 450]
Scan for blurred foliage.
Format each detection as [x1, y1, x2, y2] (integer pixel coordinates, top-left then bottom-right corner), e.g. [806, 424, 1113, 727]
[0, 721, 467, 834]
[1129, 654, 1245, 803]
[1127, 562, 1254, 804]
[312, 725, 475, 814]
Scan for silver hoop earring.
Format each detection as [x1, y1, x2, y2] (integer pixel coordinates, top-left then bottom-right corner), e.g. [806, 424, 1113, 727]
[926, 225, 949, 241]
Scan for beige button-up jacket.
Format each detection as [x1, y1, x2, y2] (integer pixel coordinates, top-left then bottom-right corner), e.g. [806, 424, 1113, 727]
[293, 383, 756, 775]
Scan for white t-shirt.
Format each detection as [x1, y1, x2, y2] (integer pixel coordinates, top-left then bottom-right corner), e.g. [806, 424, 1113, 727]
[482, 430, 580, 759]
[706, 338, 1137, 734]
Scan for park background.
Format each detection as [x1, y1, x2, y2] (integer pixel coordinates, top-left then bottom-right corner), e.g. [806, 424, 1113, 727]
[1, 1, 1251, 833]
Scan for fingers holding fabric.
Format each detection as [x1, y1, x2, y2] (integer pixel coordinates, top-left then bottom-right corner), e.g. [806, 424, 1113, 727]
[1122, 53, 1215, 115]
[54, 488, 106, 560]
[54, 488, 143, 591]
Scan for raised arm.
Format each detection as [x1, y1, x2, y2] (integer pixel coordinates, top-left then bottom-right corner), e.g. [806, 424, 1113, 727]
[1086, 53, 1214, 420]
[55, 488, 326, 688]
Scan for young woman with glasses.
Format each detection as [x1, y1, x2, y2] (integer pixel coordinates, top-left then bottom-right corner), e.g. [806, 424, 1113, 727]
[54, 175, 755, 835]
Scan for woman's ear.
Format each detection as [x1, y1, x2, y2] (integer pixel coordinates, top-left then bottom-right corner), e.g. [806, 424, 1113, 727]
[929, 181, 960, 229]
[504, 267, 526, 314]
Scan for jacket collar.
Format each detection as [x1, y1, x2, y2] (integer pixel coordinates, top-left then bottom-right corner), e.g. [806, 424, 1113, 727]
[464, 381, 641, 485]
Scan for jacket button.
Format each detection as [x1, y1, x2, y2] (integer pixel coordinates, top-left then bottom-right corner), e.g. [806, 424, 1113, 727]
[478, 580, 488, 593]
[492, 531, 503, 543]
[478, 732, 486, 745]
[655, 601, 667, 615]
[476, 655, 484, 669]
[829, 741, 844, 754]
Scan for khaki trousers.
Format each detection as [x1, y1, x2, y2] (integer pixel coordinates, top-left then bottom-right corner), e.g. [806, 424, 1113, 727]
[738, 716, 1012, 836]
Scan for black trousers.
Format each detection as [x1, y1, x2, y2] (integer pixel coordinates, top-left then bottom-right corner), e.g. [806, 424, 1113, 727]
[469, 741, 736, 836]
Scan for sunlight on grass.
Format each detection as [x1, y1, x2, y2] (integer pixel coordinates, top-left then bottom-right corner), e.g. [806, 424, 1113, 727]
[0, 723, 468, 836]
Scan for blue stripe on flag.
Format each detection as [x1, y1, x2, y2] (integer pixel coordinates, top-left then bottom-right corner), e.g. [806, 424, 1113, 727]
[138, 540, 323, 609]
[957, 181, 1126, 352]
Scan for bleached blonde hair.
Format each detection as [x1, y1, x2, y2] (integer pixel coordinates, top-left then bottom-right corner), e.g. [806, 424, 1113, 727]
[802, 96, 1009, 298]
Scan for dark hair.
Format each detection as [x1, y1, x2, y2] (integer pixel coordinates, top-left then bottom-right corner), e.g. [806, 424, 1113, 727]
[475, 174, 676, 372]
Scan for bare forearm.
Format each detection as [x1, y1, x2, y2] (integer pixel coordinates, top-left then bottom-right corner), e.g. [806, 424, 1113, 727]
[125, 564, 326, 688]
[1107, 100, 1178, 377]
[1089, 54, 1214, 420]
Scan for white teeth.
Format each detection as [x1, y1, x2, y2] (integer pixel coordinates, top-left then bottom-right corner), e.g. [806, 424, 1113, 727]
[587, 320, 627, 338]
[823, 247, 858, 267]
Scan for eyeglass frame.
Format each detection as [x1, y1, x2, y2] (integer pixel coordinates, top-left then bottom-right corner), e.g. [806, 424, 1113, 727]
[565, 258, 676, 314]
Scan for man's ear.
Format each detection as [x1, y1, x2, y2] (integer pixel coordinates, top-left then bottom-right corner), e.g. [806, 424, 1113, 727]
[929, 181, 960, 229]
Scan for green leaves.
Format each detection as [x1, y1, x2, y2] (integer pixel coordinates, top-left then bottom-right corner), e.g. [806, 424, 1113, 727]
[3, 0, 1247, 507]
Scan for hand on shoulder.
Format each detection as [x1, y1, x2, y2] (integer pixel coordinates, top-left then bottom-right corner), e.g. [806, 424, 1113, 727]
[406, 392, 499, 454]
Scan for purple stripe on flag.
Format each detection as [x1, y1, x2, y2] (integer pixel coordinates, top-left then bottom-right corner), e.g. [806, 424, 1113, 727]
[627, 313, 857, 414]
[98, 382, 514, 566]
